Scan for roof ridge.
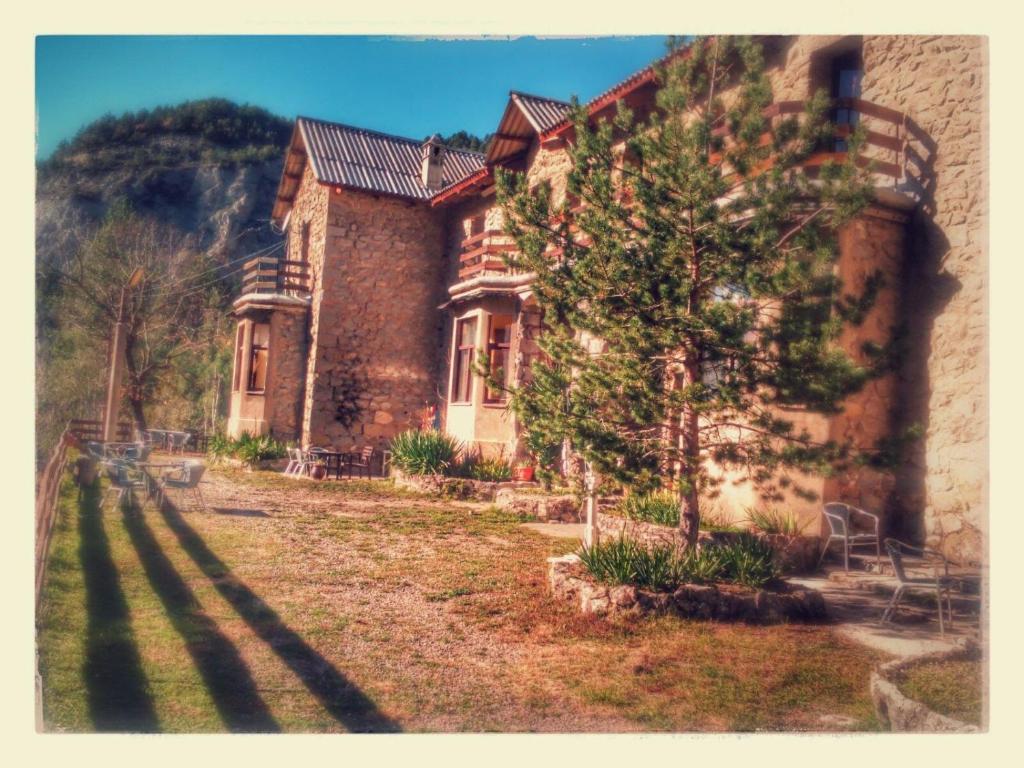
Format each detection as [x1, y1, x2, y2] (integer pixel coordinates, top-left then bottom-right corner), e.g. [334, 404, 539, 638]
[509, 90, 572, 106]
[296, 115, 485, 158]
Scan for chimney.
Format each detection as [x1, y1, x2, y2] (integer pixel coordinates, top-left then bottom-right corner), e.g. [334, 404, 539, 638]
[421, 134, 446, 190]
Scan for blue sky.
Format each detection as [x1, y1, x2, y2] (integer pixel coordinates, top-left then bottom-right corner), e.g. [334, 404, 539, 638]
[35, 35, 670, 159]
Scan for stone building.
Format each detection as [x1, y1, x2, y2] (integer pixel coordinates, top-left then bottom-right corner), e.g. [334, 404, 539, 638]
[225, 35, 986, 563]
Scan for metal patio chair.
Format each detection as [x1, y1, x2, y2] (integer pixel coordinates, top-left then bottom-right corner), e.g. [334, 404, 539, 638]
[100, 460, 148, 511]
[881, 538, 957, 635]
[156, 460, 208, 511]
[817, 502, 881, 572]
[347, 446, 375, 478]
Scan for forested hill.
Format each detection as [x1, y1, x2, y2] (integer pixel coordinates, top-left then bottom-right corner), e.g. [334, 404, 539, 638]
[36, 99, 294, 272]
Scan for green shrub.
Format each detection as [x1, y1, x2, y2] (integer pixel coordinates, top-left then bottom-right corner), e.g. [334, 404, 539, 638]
[620, 490, 679, 526]
[389, 429, 462, 476]
[745, 507, 808, 536]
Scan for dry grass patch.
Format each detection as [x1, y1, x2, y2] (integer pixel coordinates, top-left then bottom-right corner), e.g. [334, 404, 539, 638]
[897, 659, 983, 726]
[38, 465, 885, 732]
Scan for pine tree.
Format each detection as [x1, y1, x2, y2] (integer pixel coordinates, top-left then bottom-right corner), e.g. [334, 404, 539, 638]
[497, 36, 886, 546]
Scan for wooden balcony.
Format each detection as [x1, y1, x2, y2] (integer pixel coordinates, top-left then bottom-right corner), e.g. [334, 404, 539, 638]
[457, 229, 518, 281]
[240, 256, 311, 297]
[710, 97, 914, 185]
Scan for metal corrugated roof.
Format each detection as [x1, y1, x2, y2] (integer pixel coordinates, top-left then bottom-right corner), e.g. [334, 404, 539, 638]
[486, 91, 573, 164]
[509, 92, 572, 133]
[297, 117, 486, 201]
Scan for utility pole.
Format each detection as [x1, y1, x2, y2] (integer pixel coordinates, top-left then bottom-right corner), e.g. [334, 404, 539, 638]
[102, 267, 144, 442]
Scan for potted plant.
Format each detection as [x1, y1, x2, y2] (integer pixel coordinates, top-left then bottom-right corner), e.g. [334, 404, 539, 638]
[514, 462, 535, 482]
[310, 459, 327, 480]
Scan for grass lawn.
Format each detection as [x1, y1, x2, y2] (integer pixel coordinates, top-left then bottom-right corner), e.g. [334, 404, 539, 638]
[37, 463, 886, 732]
[898, 659, 983, 726]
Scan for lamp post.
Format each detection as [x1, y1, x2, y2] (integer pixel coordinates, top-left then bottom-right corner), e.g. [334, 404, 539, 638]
[102, 267, 144, 442]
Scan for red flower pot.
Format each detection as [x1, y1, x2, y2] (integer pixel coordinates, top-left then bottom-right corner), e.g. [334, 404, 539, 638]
[310, 464, 327, 480]
[514, 465, 535, 482]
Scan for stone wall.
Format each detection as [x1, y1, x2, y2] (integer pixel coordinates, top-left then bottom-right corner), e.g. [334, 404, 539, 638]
[303, 188, 447, 450]
[862, 36, 988, 564]
[264, 307, 308, 440]
[697, 36, 987, 561]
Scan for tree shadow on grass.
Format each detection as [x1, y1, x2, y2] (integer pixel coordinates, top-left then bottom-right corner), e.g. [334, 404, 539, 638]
[78, 484, 159, 732]
[155, 496, 401, 733]
[121, 503, 280, 732]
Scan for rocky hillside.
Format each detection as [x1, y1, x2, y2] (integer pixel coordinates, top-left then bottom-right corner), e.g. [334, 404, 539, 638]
[36, 99, 293, 274]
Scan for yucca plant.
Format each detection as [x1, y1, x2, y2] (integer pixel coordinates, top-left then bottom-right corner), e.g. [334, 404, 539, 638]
[234, 433, 287, 466]
[207, 433, 235, 463]
[745, 507, 808, 536]
[389, 429, 463, 476]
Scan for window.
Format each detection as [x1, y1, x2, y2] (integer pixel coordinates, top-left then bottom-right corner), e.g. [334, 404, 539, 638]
[247, 323, 270, 392]
[300, 221, 311, 263]
[485, 315, 514, 403]
[232, 324, 244, 392]
[451, 317, 478, 403]
[831, 51, 862, 152]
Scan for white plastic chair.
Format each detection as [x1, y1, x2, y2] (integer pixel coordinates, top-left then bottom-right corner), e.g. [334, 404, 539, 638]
[817, 502, 880, 571]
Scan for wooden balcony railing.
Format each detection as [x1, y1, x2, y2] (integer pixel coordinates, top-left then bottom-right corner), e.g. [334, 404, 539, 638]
[457, 229, 518, 281]
[240, 257, 311, 297]
[710, 97, 911, 184]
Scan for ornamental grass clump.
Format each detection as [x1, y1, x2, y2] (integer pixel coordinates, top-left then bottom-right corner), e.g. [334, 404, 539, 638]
[745, 507, 808, 536]
[389, 429, 463, 476]
[578, 537, 681, 591]
[467, 456, 514, 482]
[712, 534, 779, 588]
[621, 490, 679, 526]
[579, 534, 779, 591]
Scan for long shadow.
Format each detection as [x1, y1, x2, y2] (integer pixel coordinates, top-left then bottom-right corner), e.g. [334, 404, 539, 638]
[154, 495, 401, 732]
[121, 504, 281, 732]
[78, 484, 159, 732]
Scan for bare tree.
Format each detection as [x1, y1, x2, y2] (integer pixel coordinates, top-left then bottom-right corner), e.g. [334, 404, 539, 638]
[52, 202, 217, 432]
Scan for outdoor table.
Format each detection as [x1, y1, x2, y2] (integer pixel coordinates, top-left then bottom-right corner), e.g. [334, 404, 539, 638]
[310, 450, 347, 479]
[144, 429, 192, 452]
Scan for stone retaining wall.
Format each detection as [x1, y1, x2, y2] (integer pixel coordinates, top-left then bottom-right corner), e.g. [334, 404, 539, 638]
[548, 554, 827, 623]
[870, 643, 982, 732]
[494, 489, 581, 523]
[391, 470, 537, 502]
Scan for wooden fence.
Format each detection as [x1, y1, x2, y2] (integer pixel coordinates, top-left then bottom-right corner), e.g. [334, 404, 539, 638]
[67, 418, 132, 443]
[35, 428, 74, 607]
